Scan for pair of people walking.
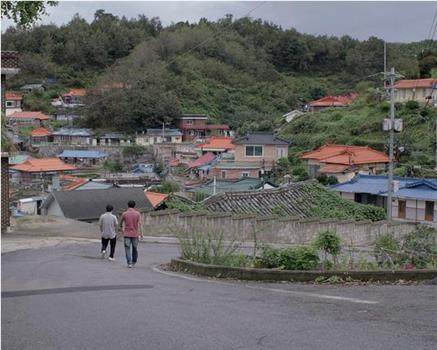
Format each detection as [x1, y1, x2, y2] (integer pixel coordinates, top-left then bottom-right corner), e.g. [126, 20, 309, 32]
[99, 200, 143, 268]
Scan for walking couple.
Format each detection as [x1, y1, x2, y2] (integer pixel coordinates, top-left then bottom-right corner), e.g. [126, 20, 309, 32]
[99, 200, 143, 268]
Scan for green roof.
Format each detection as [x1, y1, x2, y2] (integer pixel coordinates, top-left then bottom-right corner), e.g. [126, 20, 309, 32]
[187, 177, 276, 195]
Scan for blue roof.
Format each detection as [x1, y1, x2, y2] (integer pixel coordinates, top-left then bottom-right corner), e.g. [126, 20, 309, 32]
[75, 182, 113, 190]
[58, 150, 108, 158]
[330, 174, 437, 201]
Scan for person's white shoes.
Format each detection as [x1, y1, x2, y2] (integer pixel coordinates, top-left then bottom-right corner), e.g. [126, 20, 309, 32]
[128, 264, 133, 268]
[101, 250, 106, 258]
[108, 257, 115, 261]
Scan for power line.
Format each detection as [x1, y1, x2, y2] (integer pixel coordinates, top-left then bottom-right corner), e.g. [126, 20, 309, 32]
[68, 1, 267, 119]
[427, 8, 437, 41]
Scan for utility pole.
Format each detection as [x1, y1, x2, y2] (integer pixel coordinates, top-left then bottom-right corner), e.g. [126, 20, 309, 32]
[162, 122, 165, 142]
[435, 118, 437, 171]
[383, 42, 387, 89]
[387, 67, 396, 221]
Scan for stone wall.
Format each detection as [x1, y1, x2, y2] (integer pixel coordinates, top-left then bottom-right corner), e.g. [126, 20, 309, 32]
[1, 154, 10, 232]
[141, 210, 418, 248]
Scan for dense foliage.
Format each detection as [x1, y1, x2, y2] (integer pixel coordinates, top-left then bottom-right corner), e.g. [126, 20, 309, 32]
[2, 11, 435, 133]
[259, 245, 320, 270]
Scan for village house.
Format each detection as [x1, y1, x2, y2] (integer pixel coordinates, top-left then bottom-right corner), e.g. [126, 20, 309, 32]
[19, 83, 45, 94]
[144, 191, 169, 210]
[7, 111, 49, 127]
[195, 136, 235, 155]
[306, 93, 358, 112]
[30, 128, 52, 145]
[59, 175, 113, 191]
[176, 114, 231, 141]
[300, 144, 389, 182]
[9, 158, 77, 188]
[394, 78, 437, 105]
[58, 150, 108, 166]
[93, 132, 131, 146]
[283, 109, 304, 123]
[210, 133, 289, 180]
[52, 128, 93, 145]
[331, 174, 437, 223]
[4, 91, 23, 116]
[187, 152, 217, 179]
[62, 88, 86, 105]
[40, 187, 153, 222]
[136, 129, 182, 146]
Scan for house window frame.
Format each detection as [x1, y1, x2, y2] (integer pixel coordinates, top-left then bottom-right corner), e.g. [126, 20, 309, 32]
[276, 147, 286, 159]
[220, 170, 227, 179]
[5, 101, 14, 107]
[185, 119, 194, 125]
[245, 145, 264, 157]
[241, 171, 249, 177]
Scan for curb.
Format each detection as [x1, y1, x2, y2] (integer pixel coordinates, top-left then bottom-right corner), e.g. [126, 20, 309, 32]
[170, 258, 437, 282]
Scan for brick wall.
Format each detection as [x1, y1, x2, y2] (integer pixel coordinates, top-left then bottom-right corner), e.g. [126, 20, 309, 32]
[1, 154, 10, 232]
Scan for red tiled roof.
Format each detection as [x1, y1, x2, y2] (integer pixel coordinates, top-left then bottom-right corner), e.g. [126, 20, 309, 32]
[59, 175, 88, 191]
[187, 152, 216, 169]
[309, 93, 359, 107]
[63, 88, 86, 97]
[30, 128, 51, 137]
[206, 124, 230, 130]
[169, 159, 180, 167]
[8, 111, 49, 120]
[144, 191, 169, 208]
[195, 137, 235, 151]
[394, 79, 437, 89]
[300, 144, 389, 165]
[5, 91, 22, 101]
[10, 158, 77, 173]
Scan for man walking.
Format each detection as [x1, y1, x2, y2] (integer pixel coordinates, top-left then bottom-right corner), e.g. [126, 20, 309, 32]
[120, 200, 143, 268]
[99, 205, 118, 261]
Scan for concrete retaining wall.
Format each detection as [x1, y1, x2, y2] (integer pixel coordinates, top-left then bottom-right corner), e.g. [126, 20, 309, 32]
[171, 258, 437, 282]
[142, 210, 417, 248]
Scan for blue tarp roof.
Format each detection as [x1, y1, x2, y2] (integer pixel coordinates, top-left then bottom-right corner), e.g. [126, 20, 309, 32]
[330, 175, 437, 201]
[58, 150, 108, 158]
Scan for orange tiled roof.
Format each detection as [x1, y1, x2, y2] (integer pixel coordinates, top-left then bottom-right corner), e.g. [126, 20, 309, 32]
[59, 175, 88, 191]
[195, 136, 235, 151]
[63, 88, 86, 97]
[145, 191, 169, 208]
[30, 128, 51, 137]
[169, 159, 180, 167]
[300, 144, 389, 165]
[8, 111, 49, 120]
[5, 91, 23, 101]
[309, 93, 359, 107]
[10, 158, 77, 172]
[395, 79, 437, 89]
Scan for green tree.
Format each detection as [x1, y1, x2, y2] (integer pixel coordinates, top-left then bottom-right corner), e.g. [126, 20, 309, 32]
[1, 1, 57, 27]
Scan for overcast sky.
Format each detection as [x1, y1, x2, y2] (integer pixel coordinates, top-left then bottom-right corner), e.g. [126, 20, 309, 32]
[1, 1, 436, 43]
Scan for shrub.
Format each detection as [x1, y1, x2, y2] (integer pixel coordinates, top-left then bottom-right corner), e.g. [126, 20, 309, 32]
[313, 230, 341, 268]
[405, 100, 419, 110]
[150, 181, 180, 194]
[373, 234, 404, 267]
[326, 175, 338, 185]
[402, 225, 437, 268]
[316, 173, 328, 185]
[259, 245, 319, 270]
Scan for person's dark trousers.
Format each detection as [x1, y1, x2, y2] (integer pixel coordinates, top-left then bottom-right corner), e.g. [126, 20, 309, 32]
[101, 237, 117, 258]
[124, 237, 139, 265]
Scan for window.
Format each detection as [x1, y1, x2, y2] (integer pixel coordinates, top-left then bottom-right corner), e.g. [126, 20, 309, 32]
[398, 200, 406, 219]
[220, 170, 226, 179]
[242, 172, 249, 177]
[425, 201, 434, 221]
[245, 145, 263, 157]
[185, 119, 193, 125]
[6, 101, 13, 107]
[276, 147, 286, 159]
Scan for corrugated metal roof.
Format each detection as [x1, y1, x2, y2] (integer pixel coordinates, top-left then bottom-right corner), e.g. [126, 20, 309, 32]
[233, 132, 289, 145]
[187, 177, 277, 195]
[58, 150, 107, 158]
[146, 129, 182, 137]
[52, 128, 93, 137]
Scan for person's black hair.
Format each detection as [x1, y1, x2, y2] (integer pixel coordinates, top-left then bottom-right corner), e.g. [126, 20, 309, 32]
[128, 200, 136, 208]
[106, 205, 113, 212]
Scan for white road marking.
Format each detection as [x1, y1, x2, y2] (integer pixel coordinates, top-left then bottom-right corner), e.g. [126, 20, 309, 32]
[245, 285, 378, 304]
[151, 265, 379, 305]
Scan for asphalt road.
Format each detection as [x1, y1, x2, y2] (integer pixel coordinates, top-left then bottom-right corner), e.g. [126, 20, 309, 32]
[2, 241, 437, 350]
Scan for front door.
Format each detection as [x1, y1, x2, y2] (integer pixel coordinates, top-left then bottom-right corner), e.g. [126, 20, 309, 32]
[425, 201, 434, 221]
[398, 200, 406, 219]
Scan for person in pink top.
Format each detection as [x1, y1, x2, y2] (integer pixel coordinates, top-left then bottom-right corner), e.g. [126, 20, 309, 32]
[120, 200, 143, 268]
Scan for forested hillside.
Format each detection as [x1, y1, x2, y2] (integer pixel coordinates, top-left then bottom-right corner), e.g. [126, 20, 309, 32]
[2, 10, 436, 135]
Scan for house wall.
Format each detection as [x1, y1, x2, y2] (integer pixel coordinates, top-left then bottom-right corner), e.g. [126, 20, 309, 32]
[209, 167, 259, 179]
[136, 135, 182, 146]
[234, 144, 287, 167]
[46, 200, 65, 217]
[53, 135, 91, 145]
[177, 118, 207, 129]
[141, 210, 417, 249]
[333, 172, 355, 183]
[395, 87, 435, 103]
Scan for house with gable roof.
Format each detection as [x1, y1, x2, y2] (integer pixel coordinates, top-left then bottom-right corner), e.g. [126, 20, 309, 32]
[300, 144, 389, 182]
[7, 111, 49, 127]
[331, 174, 437, 223]
[4, 91, 23, 116]
[307, 93, 359, 112]
[394, 78, 437, 105]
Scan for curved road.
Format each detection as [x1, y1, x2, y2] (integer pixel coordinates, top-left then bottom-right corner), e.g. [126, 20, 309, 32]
[2, 241, 436, 350]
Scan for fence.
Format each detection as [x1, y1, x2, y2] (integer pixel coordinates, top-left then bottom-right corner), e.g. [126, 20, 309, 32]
[141, 210, 418, 248]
